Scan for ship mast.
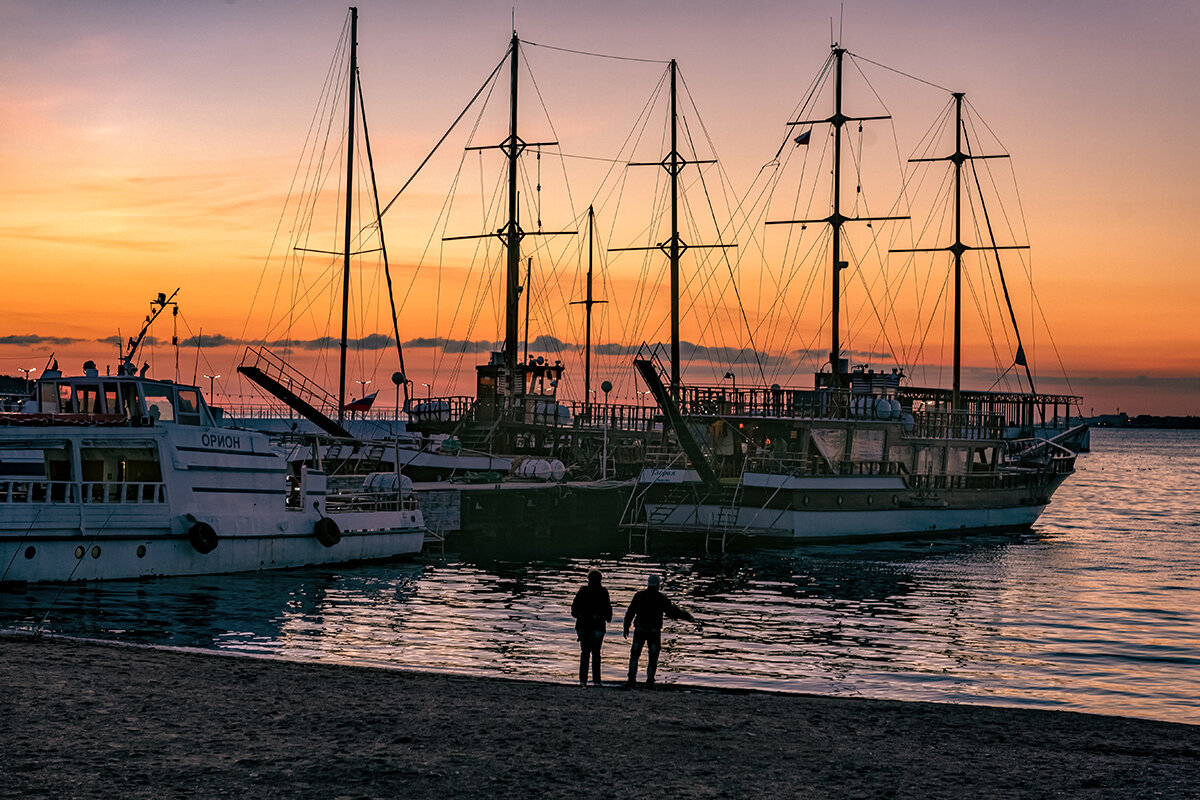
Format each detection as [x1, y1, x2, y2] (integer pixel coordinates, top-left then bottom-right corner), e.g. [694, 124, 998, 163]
[571, 206, 607, 408]
[893, 92, 1025, 411]
[614, 59, 731, 398]
[767, 45, 907, 391]
[503, 32, 522, 383]
[337, 6, 358, 426]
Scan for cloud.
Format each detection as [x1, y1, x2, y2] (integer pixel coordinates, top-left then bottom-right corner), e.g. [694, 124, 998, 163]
[0, 334, 84, 346]
[0, 226, 173, 252]
[97, 335, 164, 347]
[178, 333, 247, 348]
[402, 337, 499, 354]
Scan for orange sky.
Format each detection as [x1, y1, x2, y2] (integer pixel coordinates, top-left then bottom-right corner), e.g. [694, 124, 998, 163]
[1, 0, 1198, 416]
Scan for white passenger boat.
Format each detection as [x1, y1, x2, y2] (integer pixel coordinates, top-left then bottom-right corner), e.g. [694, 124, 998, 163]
[0, 323, 426, 584]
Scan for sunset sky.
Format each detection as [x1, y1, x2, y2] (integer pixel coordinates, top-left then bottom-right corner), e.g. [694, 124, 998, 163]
[2, 0, 1197, 416]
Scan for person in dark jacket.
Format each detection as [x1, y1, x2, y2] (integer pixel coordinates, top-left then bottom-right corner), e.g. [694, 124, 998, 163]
[571, 569, 613, 686]
[623, 574, 697, 686]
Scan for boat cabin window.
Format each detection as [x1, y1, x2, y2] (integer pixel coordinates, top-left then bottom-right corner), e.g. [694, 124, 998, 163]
[55, 383, 76, 413]
[142, 388, 175, 423]
[104, 384, 120, 416]
[80, 446, 162, 484]
[121, 383, 142, 421]
[38, 383, 57, 413]
[175, 389, 202, 426]
[76, 384, 103, 414]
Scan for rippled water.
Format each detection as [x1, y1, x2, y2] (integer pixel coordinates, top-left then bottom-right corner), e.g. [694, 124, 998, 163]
[3, 429, 1198, 724]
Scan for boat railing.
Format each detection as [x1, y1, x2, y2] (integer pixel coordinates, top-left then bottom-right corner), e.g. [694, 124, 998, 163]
[325, 490, 422, 513]
[0, 480, 166, 505]
[569, 403, 658, 434]
[677, 386, 856, 419]
[910, 410, 1005, 440]
[409, 396, 474, 424]
[908, 468, 1059, 492]
[743, 454, 909, 478]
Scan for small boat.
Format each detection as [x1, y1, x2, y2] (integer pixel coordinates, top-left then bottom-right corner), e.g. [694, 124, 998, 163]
[0, 293, 426, 585]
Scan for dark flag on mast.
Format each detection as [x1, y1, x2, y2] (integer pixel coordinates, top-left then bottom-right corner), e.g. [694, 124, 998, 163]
[793, 128, 812, 146]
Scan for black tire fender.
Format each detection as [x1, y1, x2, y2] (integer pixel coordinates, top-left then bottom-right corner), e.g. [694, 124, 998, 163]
[314, 517, 341, 547]
[187, 521, 218, 554]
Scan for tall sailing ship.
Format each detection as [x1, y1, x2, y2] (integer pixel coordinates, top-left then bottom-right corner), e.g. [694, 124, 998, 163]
[628, 44, 1086, 543]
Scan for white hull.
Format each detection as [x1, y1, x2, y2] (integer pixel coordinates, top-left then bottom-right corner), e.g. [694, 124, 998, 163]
[645, 500, 1045, 541]
[1, 523, 425, 583]
[0, 376, 426, 584]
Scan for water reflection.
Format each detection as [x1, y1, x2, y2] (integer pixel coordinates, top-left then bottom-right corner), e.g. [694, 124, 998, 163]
[2, 430, 1198, 725]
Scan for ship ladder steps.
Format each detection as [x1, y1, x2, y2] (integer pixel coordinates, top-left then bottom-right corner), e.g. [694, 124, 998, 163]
[237, 346, 352, 438]
[422, 523, 446, 555]
[620, 482, 651, 554]
[706, 505, 739, 554]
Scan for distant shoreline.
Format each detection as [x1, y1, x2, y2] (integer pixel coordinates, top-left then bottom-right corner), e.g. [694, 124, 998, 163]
[3, 634, 1198, 799]
[1087, 414, 1200, 430]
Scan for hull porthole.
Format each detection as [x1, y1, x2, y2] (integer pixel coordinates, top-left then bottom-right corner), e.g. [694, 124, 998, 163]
[187, 522, 218, 554]
[314, 517, 341, 547]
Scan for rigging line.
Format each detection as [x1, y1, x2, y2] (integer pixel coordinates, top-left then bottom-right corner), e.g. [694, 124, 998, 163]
[988, 361, 1017, 392]
[378, 50, 508, 219]
[846, 51, 950, 93]
[965, 125, 1034, 391]
[36, 504, 121, 635]
[677, 107, 767, 384]
[357, 77, 409, 401]
[523, 48, 581, 227]
[417, 92, 494, 383]
[842, 236, 904, 369]
[238, 18, 350, 362]
[522, 39, 667, 64]
[176, 313, 221, 391]
[772, 52, 836, 162]
[0, 505, 42, 585]
[532, 149, 631, 164]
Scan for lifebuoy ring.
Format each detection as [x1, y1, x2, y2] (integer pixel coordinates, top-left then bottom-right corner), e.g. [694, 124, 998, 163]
[314, 517, 341, 547]
[187, 521, 218, 554]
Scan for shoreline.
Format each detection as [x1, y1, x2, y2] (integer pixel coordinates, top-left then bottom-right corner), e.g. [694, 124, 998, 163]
[3, 634, 1199, 798]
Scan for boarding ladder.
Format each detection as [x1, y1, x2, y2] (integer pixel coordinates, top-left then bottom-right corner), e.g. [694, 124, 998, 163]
[237, 346, 352, 438]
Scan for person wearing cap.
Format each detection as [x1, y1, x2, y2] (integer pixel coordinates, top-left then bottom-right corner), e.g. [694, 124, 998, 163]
[623, 574, 698, 686]
[571, 569, 613, 686]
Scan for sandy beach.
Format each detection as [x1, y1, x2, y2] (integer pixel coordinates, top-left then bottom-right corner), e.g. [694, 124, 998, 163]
[1, 634, 1198, 799]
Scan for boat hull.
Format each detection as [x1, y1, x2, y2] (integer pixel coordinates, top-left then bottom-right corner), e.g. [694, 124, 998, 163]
[643, 499, 1046, 542]
[637, 468, 1069, 542]
[0, 420, 427, 584]
[0, 510, 425, 583]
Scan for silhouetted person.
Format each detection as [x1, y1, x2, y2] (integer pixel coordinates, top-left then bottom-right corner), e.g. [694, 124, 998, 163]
[571, 569, 613, 686]
[624, 574, 697, 686]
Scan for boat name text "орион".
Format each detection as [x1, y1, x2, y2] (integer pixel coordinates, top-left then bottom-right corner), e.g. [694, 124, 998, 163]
[201, 433, 242, 450]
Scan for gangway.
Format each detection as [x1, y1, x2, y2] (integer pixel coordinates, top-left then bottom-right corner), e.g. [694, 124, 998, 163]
[237, 346, 352, 438]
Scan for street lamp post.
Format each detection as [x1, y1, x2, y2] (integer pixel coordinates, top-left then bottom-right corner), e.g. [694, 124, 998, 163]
[17, 367, 35, 394]
[203, 373, 220, 401]
[391, 372, 404, 426]
[421, 383, 430, 400]
[355, 379, 372, 419]
[600, 380, 612, 480]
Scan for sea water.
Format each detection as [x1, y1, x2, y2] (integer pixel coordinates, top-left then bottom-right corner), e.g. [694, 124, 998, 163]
[2, 429, 1197, 725]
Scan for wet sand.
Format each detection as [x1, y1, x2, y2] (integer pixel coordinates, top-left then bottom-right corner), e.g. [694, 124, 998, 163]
[2, 635, 1198, 799]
